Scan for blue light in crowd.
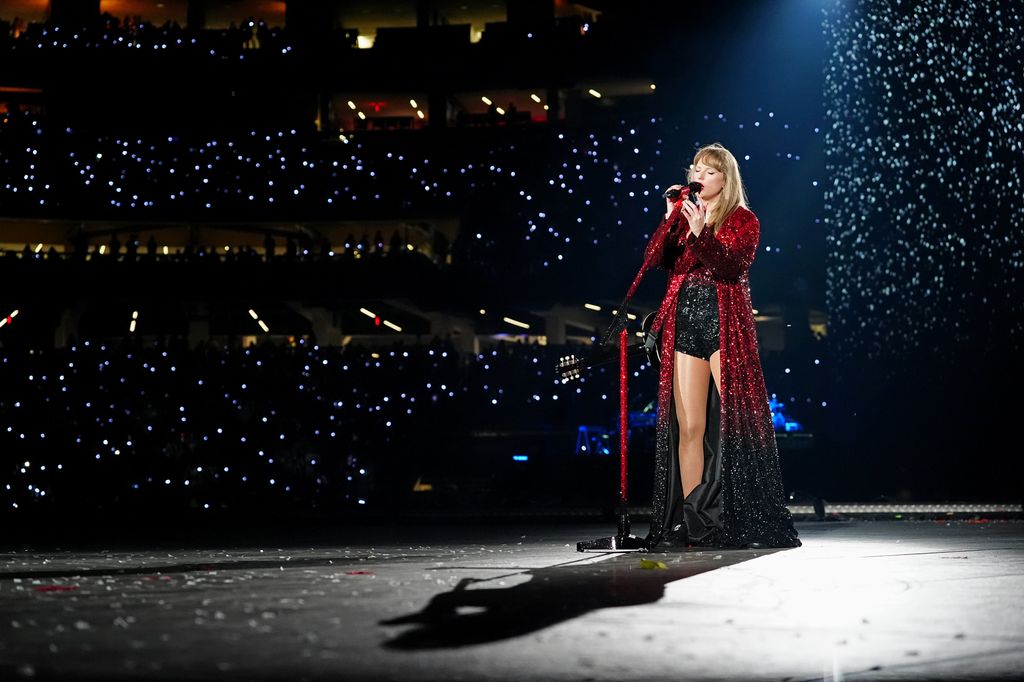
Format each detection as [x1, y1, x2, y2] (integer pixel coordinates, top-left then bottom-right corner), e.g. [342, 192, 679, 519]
[512, 455, 529, 462]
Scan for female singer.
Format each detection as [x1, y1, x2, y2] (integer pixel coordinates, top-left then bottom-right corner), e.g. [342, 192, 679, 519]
[608, 143, 800, 550]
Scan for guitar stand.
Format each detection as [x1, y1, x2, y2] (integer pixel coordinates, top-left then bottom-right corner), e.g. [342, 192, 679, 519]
[578, 328, 648, 552]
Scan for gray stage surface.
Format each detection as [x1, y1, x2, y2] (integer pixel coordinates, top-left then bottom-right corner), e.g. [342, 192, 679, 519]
[1, 519, 1023, 680]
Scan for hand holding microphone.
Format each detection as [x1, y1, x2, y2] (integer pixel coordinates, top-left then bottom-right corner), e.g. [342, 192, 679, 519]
[678, 183, 708, 236]
[663, 181, 703, 217]
[654, 180, 703, 266]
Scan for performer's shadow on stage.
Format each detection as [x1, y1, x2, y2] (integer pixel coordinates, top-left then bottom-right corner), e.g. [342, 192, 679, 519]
[380, 550, 775, 649]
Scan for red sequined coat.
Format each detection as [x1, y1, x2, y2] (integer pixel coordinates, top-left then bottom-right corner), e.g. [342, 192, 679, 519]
[613, 189, 799, 548]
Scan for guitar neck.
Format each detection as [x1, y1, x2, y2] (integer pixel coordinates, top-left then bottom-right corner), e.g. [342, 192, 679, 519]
[580, 341, 649, 372]
[556, 322, 659, 382]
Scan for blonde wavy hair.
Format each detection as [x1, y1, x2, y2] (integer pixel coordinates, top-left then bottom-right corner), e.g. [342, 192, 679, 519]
[687, 143, 749, 234]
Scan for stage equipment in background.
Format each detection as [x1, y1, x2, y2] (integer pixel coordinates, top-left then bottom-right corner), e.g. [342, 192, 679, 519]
[575, 425, 612, 456]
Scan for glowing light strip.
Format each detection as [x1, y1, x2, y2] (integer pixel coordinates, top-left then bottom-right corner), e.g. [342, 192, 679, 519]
[584, 303, 601, 311]
[382, 320, 403, 332]
[503, 316, 530, 330]
[530, 93, 542, 103]
[625, 503, 1023, 517]
[359, 308, 376, 319]
[588, 88, 602, 98]
[787, 503, 1022, 514]
[246, 308, 270, 333]
[481, 96, 493, 105]
[0, 309, 19, 328]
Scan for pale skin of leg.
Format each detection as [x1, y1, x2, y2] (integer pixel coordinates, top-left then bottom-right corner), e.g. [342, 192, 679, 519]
[673, 349, 722, 498]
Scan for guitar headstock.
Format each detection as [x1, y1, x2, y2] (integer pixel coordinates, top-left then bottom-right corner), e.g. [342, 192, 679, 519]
[555, 354, 584, 382]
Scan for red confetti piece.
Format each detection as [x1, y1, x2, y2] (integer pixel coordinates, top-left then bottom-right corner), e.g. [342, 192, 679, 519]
[345, 570, 374, 575]
[33, 585, 78, 592]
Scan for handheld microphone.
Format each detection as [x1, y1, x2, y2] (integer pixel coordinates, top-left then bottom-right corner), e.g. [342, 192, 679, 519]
[686, 181, 703, 204]
[663, 181, 704, 203]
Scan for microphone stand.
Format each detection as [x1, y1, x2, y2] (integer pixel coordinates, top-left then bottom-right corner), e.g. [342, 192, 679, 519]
[577, 328, 648, 552]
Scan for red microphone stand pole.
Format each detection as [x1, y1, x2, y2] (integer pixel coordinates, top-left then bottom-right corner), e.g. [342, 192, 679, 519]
[577, 328, 647, 551]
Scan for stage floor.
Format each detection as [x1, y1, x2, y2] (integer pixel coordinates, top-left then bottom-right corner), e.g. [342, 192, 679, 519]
[2, 519, 1023, 680]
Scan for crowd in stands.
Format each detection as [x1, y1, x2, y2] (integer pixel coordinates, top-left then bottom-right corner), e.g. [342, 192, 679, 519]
[1, 107, 817, 312]
[0, 13, 304, 58]
[0, 331, 823, 516]
[4, 228, 443, 265]
[0, 10, 598, 57]
[0, 105, 733, 293]
[0, 337, 648, 516]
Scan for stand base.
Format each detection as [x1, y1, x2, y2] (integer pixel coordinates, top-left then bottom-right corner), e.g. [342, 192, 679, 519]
[576, 534, 648, 552]
[577, 504, 648, 552]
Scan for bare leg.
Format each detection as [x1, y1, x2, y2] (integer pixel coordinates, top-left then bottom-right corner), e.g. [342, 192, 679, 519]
[709, 350, 722, 394]
[673, 351, 712, 499]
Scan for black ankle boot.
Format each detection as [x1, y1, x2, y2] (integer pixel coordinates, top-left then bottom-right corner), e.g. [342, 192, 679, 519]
[661, 524, 689, 548]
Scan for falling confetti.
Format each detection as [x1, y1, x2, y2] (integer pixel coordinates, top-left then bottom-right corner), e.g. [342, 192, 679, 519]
[638, 558, 667, 570]
[823, 0, 1024, 363]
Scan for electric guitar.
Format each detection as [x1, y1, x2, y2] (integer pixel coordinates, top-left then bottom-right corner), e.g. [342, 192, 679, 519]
[555, 312, 661, 382]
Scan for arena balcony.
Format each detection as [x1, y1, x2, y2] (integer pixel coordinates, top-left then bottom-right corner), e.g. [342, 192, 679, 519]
[0, 2, 661, 135]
